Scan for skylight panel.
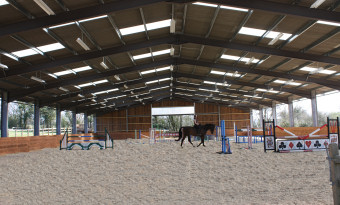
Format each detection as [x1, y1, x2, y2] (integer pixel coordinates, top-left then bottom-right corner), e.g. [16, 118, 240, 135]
[73, 66, 91, 72]
[79, 15, 107, 23]
[120, 25, 145, 35]
[141, 66, 171, 75]
[221, 54, 261, 64]
[273, 80, 301, 86]
[176, 92, 192, 96]
[93, 79, 108, 85]
[12, 49, 38, 58]
[48, 22, 76, 29]
[48, 15, 108, 29]
[300, 67, 336, 75]
[0, 0, 9, 6]
[238, 27, 292, 40]
[145, 77, 170, 84]
[54, 66, 91, 76]
[146, 19, 171, 31]
[120, 19, 171, 36]
[211, 70, 225, 75]
[156, 66, 171, 72]
[12, 42, 65, 57]
[153, 49, 171, 56]
[146, 80, 158, 84]
[149, 86, 169, 92]
[220, 5, 248, 12]
[141, 69, 155, 75]
[256, 88, 279, 93]
[317, 20, 340, 27]
[133, 49, 171, 60]
[133, 53, 152, 60]
[39, 43, 64, 52]
[93, 88, 118, 95]
[193, 2, 217, 7]
[54, 70, 72, 76]
[199, 88, 219, 93]
[78, 82, 93, 88]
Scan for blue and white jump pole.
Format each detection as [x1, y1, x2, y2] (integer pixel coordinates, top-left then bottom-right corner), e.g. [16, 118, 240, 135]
[221, 120, 232, 154]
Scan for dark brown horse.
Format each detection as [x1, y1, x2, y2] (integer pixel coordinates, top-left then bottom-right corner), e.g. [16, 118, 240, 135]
[176, 124, 215, 147]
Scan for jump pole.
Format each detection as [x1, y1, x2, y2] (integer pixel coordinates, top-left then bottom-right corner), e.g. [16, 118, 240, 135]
[219, 120, 232, 154]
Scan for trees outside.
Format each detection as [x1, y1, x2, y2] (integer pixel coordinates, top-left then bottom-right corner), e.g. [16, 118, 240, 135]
[40, 107, 56, 128]
[8, 102, 34, 129]
[61, 111, 72, 128]
[152, 115, 193, 131]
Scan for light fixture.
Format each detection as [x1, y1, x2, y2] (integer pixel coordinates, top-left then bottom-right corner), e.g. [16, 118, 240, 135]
[78, 94, 84, 98]
[91, 99, 96, 102]
[0, 63, 8, 70]
[31, 76, 46, 83]
[59, 87, 69, 92]
[124, 84, 128, 89]
[310, 0, 326, 8]
[48, 73, 58, 79]
[76, 37, 90, 51]
[33, 0, 55, 15]
[268, 32, 283, 45]
[131, 91, 134, 94]
[170, 65, 174, 71]
[100, 57, 109, 69]
[114, 75, 121, 81]
[170, 19, 176, 33]
[100, 61, 109, 69]
[170, 47, 175, 56]
[245, 57, 255, 65]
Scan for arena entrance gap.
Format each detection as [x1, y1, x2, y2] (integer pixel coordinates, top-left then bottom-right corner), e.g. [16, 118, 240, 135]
[151, 106, 195, 132]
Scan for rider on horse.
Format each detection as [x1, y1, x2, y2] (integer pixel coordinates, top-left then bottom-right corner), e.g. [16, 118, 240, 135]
[194, 115, 201, 134]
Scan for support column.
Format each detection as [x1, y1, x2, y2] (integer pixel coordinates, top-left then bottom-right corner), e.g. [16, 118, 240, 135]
[93, 114, 97, 133]
[1, 91, 8, 137]
[56, 104, 61, 135]
[249, 109, 253, 128]
[272, 102, 277, 123]
[259, 107, 263, 129]
[288, 97, 294, 127]
[84, 112, 88, 134]
[34, 99, 40, 136]
[72, 111, 76, 134]
[311, 90, 318, 127]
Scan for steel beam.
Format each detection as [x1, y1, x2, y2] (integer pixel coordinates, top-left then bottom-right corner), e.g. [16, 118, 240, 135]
[178, 35, 340, 66]
[34, 99, 40, 136]
[84, 112, 88, 133]
[2, 36, 174, 78]
[288, 97, 294, 127]
[72, 111, 77, 134]
[56, 104, 61, 135]
[0, 0, 165, 37]
[311, 90, 318, 127]
[1, 91, 8, 137]
[175, 72, 311, 98]
[205, 0, 340, 23]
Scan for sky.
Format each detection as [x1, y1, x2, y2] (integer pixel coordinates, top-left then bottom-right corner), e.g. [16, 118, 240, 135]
[295, 91, 340, 114]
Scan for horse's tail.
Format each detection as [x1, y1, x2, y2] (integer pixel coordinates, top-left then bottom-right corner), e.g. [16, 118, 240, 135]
[176, 127, 183, 141]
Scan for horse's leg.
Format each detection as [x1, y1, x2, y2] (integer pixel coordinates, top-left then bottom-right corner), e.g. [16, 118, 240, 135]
[188, 135, 194, 147]
[181, 133, 186, 147]
[197, 134, 205, 147]
[176, 128, 183, 141]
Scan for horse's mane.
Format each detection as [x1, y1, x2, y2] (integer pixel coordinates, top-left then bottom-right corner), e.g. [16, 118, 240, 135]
[203, 124, 215, 133]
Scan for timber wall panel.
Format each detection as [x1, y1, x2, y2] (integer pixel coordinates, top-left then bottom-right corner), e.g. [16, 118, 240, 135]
[96, 100, 250, 139]
[0, 135, 63, 156]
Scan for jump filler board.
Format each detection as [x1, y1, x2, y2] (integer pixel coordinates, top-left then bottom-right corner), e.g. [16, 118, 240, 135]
[263, 118, 339, 153]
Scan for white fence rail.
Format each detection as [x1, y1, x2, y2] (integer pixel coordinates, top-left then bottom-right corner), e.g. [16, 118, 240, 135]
[9, 127, 72, 137]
